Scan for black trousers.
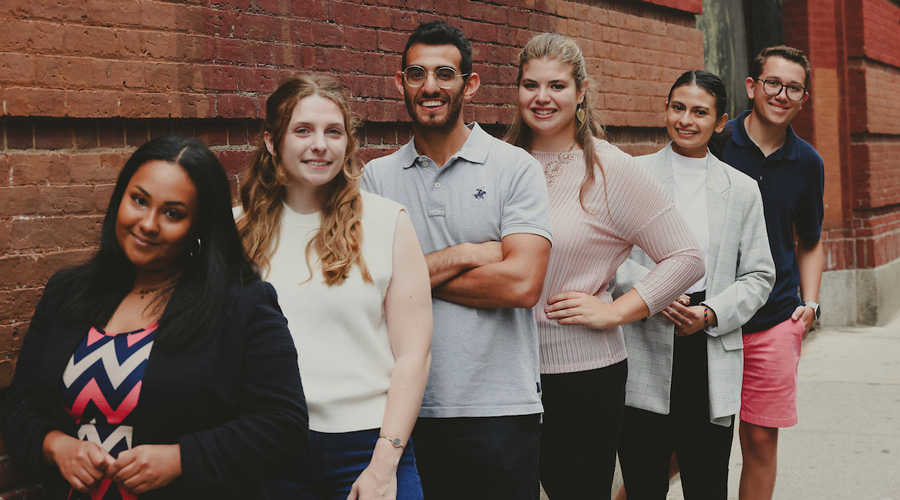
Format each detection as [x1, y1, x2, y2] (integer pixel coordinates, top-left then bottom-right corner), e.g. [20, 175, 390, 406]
[411, 414, 541, 500]
[539, 360, 628, 500]
[618, 331, 735, 500]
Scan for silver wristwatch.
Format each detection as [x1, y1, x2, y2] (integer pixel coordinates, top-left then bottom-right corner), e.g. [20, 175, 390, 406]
[802, 301, 821, 320]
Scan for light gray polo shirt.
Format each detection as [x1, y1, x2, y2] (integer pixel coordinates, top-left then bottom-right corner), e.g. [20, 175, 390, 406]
[362, 123, 552, 418]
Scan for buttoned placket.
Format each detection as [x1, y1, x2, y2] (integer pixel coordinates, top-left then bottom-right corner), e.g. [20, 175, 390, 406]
[416, 155, 448, 217]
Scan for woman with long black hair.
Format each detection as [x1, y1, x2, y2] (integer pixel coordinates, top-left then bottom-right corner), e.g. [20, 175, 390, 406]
[2, 136, 308, 500]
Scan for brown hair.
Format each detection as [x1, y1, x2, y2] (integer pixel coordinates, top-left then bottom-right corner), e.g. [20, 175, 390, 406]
[505, 33, 606, 213]
[236, 74, 371, 285]
[751, 45, 811, 89]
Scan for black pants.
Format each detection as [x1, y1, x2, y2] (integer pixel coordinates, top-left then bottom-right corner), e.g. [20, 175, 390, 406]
[618, 331, 735, 499]
[411, 414, 541, 500]
[539, 360, 628, 500]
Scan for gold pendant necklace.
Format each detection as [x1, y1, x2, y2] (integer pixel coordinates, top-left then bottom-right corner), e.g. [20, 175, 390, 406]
[543, 141, 578, 187]
[132, 285, 162, 300]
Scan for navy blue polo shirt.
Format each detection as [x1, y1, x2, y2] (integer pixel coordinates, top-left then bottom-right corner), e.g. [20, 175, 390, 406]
[724, 110, 824, 334]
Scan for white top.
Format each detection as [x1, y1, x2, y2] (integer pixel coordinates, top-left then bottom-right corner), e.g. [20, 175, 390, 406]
[670, 150, 710, 293]
[236, 191, 404, 432]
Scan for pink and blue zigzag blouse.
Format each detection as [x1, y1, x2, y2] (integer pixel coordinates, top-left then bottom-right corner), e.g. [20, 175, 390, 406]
[60, 322, 158, 500]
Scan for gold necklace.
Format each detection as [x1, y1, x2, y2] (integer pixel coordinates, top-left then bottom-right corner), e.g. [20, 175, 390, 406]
[132, 285, 163, 300]
[542, 141, 578, 187]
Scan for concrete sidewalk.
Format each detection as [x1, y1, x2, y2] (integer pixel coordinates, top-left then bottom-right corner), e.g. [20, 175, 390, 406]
[657, 318, 900, 499]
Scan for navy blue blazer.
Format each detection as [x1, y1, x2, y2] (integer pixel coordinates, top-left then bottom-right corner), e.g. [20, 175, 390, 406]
[2, 274, 309, 500]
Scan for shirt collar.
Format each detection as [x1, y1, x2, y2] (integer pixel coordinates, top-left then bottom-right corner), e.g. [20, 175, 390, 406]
[401, 122, 490, 169]
[731, 110, 801, 161]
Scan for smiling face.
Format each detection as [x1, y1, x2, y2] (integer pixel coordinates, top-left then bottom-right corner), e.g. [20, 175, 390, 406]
[116, 160, 198, 275]
[747, 55, 808, 129]
[266, 94, 349, 210]
[396, 43, 475, 131]
[666, 84, 727, 158]
[517, 57, 585, 149]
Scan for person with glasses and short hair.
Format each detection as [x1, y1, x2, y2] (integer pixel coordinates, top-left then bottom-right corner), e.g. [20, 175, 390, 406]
[362, 20, 553, 500]
[724, 45, 825, 500]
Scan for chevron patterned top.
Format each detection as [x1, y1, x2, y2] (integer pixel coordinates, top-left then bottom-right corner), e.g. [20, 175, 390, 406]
[60, 322, 158, 500]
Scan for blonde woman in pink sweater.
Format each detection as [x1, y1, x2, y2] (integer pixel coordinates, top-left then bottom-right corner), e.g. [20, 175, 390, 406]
[506, 33, 705, 500]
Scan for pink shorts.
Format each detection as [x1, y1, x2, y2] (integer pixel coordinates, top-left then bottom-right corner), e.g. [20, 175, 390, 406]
[740, 317, 804, 428]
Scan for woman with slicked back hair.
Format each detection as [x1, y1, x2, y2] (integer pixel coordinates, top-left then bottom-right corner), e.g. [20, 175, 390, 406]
[236, 74, 432, 500]
[613, 70, 775, 499]
[507, 33, 705, 499]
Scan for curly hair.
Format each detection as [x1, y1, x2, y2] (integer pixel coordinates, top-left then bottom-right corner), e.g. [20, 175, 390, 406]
[236, 74, 370, 286]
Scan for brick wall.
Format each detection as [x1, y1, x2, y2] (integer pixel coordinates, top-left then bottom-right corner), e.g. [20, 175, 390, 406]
[845, 0, 900, 268]
[784, 0, 900, 272]
[0, 0, 705, 493]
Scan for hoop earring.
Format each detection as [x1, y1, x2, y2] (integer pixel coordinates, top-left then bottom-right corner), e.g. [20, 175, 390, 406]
[576, 106, 586, 124]
[189, 238, 202, 258]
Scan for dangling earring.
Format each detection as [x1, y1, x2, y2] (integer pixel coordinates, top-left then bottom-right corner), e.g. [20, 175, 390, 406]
[576, 105, 586, 124]
[189, 238, 202, 258]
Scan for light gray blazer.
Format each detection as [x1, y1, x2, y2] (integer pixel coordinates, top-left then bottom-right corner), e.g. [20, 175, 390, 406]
[612, 143, 775, 424]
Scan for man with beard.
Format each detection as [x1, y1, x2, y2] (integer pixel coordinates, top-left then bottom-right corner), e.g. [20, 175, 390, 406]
[362, 20, 552, 500]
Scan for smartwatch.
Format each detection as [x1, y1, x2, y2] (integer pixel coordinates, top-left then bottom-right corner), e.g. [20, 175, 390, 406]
[802, 301, 821, 320]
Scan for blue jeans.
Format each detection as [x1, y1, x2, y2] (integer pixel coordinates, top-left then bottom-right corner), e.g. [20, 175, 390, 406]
[265, 428, 423, 500]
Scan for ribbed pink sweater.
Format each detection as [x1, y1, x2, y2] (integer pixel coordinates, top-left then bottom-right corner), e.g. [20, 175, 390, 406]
[533, 140, 704, 374]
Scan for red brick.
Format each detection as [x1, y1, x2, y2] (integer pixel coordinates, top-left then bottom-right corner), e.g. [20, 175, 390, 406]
[328, 1, 358, 26]
[10, 216, 104, 251]
[507, 8, 530, 28]
[215, 149, 256, 177]
[125, 122, 150, 147]
[98, 121, 126, 148]
[232, 12, 283, 42]
[216, 38, 257, 64]
[481, 3, 508, 24]
[33, 121, 74, 150]
[228, 122, 251, 145]
[216, 94, 261, 119]
[120, 93, 175, 118]
[0, 18, 65, 53]
[62, 25, 120, 58]
[434, 0, 461, 17]
[2, 0, 90, 22]
[0, 156, 9, 187]
[344, 26, 378, 50]
[0, 249, 95, 290]
[83, 0, 143, 26]
[291, 0, 326, 20]
[74, 121, 99, 149]
[140, 1, 203, 32]
[4, 88, 67, 117]
[65, 90, 120, 118]
[196, 122, 229, 146]
[377, 30, 408, 54]
[148, 120, 173, 140]
[405, 0, 434, 11]
[249, 0, 283, 15]
[5, 119, 34, 150]
[309, 21, 344, 48]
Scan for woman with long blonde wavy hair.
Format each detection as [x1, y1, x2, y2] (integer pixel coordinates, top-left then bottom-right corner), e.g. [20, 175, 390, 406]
[235, 74, 433, 500]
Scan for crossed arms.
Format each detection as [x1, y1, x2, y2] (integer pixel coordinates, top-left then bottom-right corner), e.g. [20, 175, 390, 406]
[427, 233, 552, 309]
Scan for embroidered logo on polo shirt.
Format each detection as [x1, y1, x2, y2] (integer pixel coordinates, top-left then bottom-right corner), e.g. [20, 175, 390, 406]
[473, 187, 486, 200]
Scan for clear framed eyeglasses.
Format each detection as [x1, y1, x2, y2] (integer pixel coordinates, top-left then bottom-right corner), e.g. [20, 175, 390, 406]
[402, 66, 468, 89]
